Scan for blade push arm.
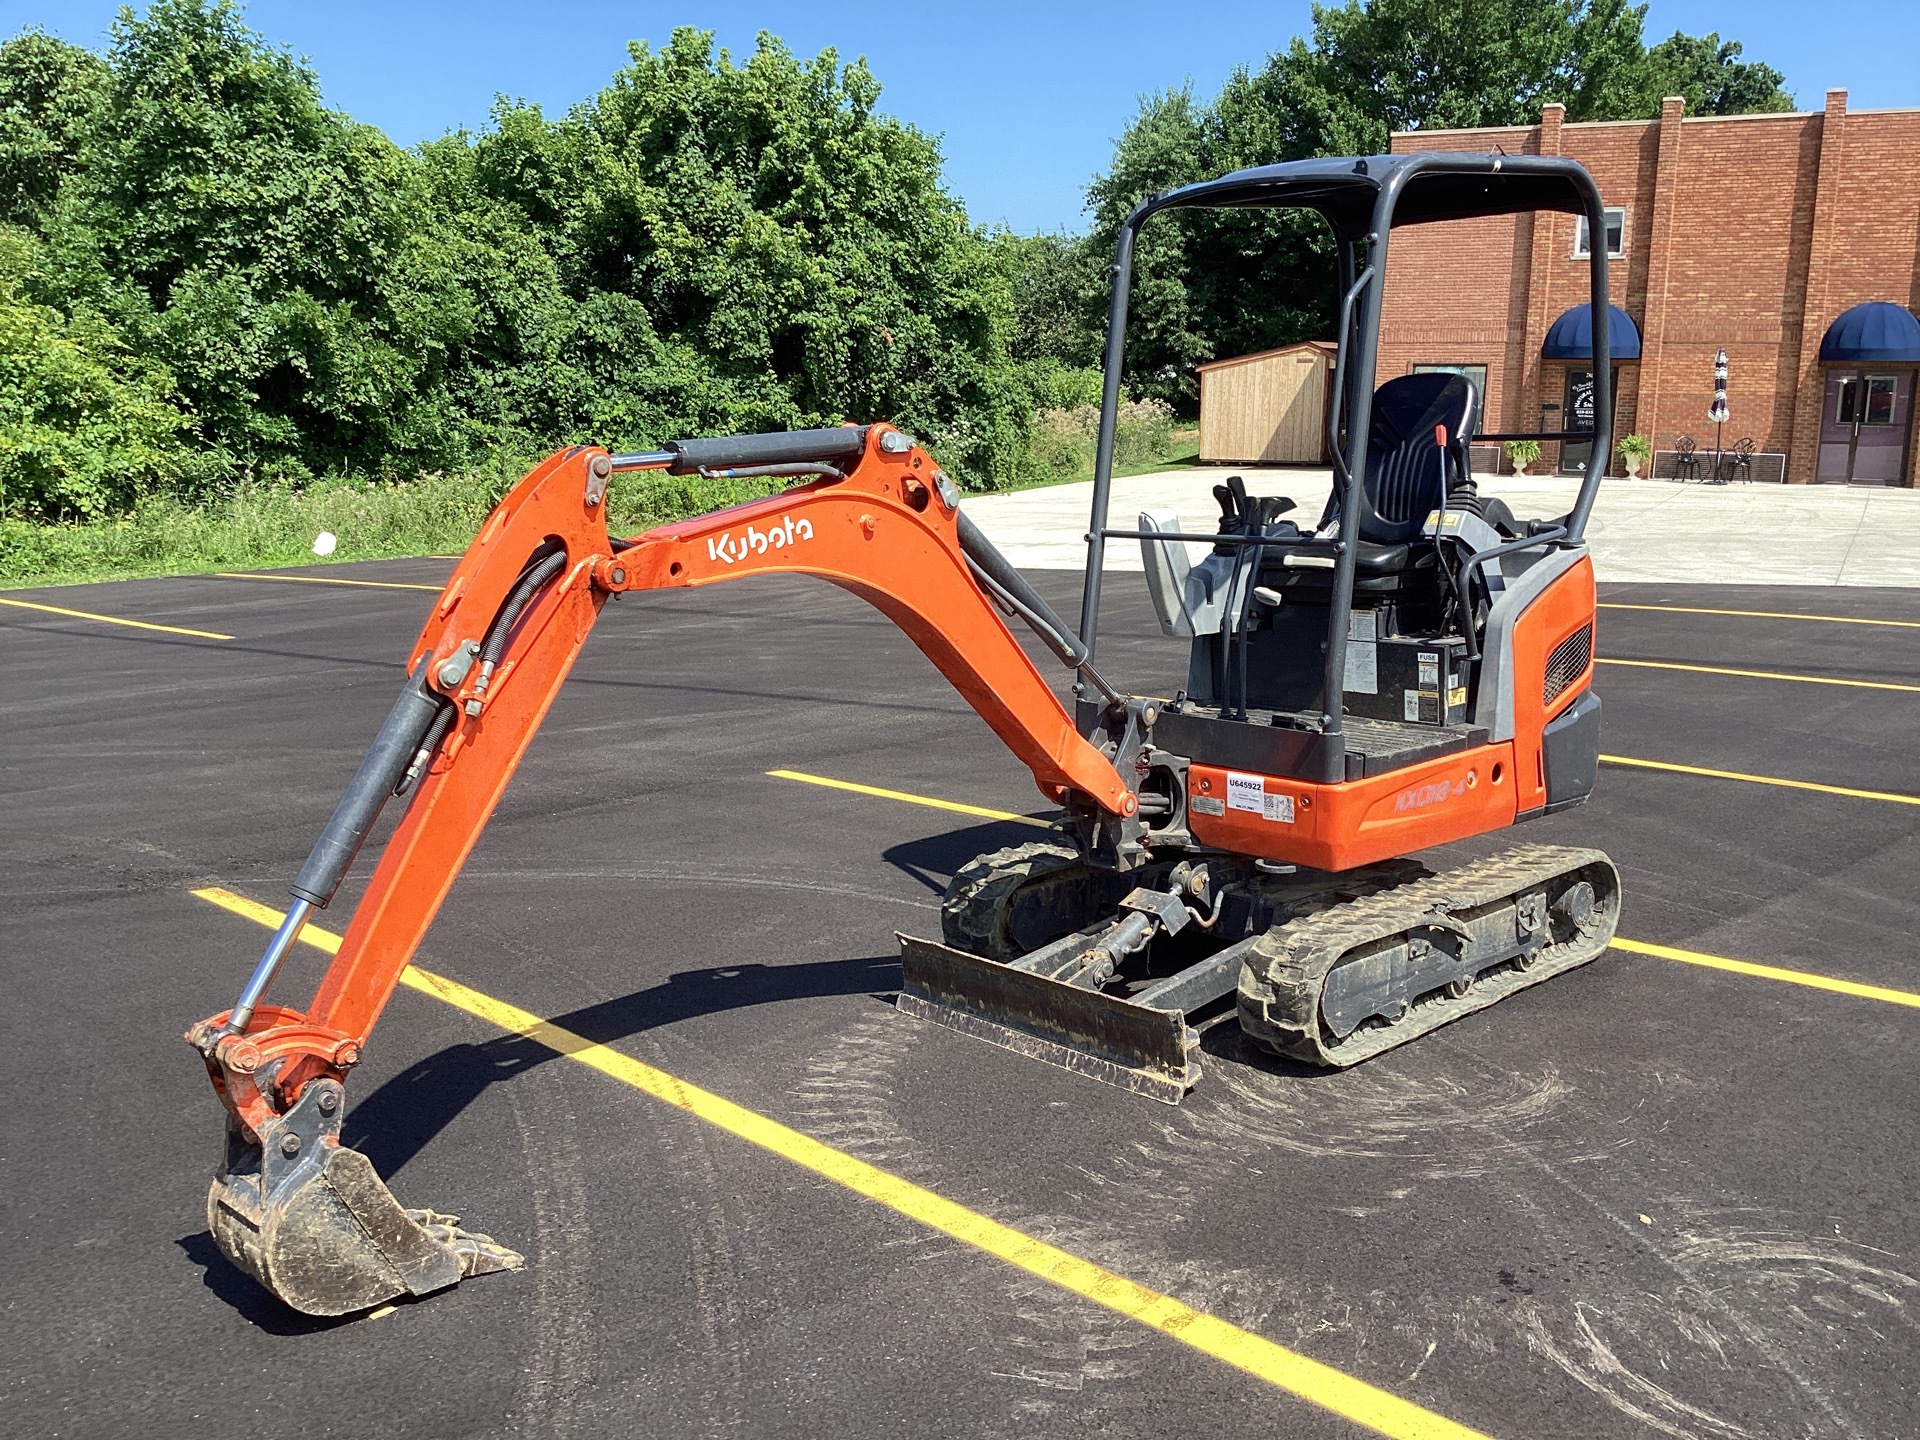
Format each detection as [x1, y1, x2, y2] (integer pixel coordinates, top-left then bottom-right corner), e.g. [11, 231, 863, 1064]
[193, 425, 1135, 1136]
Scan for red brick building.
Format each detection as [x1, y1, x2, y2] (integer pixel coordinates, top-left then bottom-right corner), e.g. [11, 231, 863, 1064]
[1378, 91, 1920, 484]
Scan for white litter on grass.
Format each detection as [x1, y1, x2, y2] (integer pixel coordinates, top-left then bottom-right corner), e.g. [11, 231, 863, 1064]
[312, 531, 338, 557]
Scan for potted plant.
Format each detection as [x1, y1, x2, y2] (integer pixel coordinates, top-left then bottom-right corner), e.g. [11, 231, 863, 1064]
[1618, 433, 1652, 478]
[1504, 438, 1541, 476]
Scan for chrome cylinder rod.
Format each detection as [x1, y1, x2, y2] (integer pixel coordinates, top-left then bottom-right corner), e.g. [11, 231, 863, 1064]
[605, 450, 677, 472]
[227, 897, 314, 1032]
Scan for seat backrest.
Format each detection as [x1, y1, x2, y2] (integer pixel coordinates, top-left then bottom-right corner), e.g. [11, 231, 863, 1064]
[1333, 372, 1478, 545]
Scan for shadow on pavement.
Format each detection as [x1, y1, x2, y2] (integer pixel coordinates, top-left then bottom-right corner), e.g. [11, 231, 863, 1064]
[175, 1232, 356, 1336]
[346, 956, 901, 1175]
[880, 820, 1054, 896]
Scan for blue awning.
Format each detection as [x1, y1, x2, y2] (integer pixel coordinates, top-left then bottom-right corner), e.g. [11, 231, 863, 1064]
[1542, 303, 1641, 361]
[1819, 302, 1920, 363]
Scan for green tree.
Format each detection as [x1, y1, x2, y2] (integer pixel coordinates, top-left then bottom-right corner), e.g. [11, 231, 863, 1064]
[1624, 32, 1793, 118]
[0, 30, 108, 230]
[44, 0, 473, 477]
[989, 230, 1099, 373]
[1077, 0, 1793, 409]
[429, 28, 1037, 483]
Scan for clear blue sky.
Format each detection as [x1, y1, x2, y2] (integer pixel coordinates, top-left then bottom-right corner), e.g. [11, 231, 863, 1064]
[5, 1, 1912, 233]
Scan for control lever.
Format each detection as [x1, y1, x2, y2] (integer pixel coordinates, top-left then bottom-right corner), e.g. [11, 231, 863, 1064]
[1248, 495, 1297, 527]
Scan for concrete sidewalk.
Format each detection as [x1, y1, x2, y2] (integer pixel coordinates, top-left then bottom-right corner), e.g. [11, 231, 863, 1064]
[961, 467, 1920, 584]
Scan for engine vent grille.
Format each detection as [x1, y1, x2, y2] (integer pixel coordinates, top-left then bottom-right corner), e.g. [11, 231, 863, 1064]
[1544, 623, 1594, 705]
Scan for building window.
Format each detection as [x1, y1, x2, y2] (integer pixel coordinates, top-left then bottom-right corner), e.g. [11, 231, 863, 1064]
[1572, 207, 1627, 259]
[1413, 362, 1488, 401]
[1837, 375, 1900, 426]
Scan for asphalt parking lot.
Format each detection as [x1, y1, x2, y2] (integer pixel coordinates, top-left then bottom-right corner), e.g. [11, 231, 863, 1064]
[4, 552, 1918, 1439]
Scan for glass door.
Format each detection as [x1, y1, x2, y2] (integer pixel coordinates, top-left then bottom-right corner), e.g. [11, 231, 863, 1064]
[1557, 367, 1619, 475]
[1818, 370, 1913, 484]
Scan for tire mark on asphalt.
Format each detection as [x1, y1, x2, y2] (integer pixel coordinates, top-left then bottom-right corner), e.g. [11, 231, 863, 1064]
[1429, 1041, 1886, 1440]
[789, 1014, 1287, 1434]
[503, 1048, 596, 1439]
[1082, 1023, 1914, 1439]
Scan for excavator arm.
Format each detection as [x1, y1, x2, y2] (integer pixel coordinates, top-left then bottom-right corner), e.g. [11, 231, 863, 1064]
[186, 424, 1136, 1315]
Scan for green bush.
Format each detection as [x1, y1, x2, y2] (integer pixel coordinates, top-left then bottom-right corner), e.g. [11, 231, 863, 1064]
[0, 227, 224, 517]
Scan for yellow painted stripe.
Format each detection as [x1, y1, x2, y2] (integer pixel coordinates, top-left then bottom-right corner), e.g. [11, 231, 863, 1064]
[188, 885, 1488, 1440]
[216, 571, 443, 593]
[0, 595, 233, 640]
[768, 769, 1053, 828]
[195, 887, 340, 950]
[1600, 753, 1920, 806]
[1596, 656, 1920, 694]
[1599, 601, 1920, 630]
[1612, 936, 1920, 1010]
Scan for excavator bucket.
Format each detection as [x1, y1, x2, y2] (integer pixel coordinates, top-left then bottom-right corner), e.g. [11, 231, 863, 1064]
[897, 934, 1200, 1104]
[203, 1074, 521, 1317]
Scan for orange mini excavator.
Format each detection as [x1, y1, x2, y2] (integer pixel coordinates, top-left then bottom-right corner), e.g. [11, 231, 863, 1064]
[188, 152, 1621, 1315]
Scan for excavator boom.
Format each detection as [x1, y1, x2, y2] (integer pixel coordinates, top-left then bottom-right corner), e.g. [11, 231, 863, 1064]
[187, 425, 1137, 1315]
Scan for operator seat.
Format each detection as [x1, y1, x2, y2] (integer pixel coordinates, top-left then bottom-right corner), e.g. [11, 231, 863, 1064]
[1280, 371, 1478, 595]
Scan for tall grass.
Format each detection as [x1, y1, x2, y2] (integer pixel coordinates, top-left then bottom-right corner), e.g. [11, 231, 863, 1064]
[0, 456, 785, 589]
[1026, 398, 1177, 482]
[0, 405, 1196, 589]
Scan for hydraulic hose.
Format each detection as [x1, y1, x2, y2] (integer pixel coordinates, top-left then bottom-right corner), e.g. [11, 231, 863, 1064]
[957, 511, 1122, 705]
[287, 540, 569, 909]
[481, 541, 568, 667]
[395, 701, 458, 797]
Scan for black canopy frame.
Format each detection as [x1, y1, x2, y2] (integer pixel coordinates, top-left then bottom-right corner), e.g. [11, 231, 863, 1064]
[1076, 152, 1615, 779]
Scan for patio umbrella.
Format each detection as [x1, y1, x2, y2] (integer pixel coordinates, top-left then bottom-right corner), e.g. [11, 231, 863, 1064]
[1708, 348, 1730, 481]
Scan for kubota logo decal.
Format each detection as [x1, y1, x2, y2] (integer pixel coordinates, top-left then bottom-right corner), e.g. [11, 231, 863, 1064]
[707, 516, 815, 565]
[1393, 777, 1467, 813]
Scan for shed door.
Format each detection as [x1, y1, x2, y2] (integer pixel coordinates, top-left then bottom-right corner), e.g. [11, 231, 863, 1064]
[1199, 352, 1327, 464]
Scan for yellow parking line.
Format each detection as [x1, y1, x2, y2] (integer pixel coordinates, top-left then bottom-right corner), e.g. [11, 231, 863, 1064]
[0, 595, 232, 640]
[1599, 601, 1920, 629]
[1596, 657, 1920, 693]
[1599, 753, 1920, 806]
[190, 885, 1490, 1440]
[757, 773, 1920, 1013]
[1612, 937, 1920, 1010]
[768, 769, 1053, 828]
[216, 571, 444, 592]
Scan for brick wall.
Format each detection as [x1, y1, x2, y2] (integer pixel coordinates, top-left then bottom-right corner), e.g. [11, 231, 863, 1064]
[1377, 92, 1920, 484]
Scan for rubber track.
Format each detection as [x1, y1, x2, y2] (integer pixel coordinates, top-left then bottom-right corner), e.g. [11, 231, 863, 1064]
[941, 839, 1086, 962]
[1236, 843, 1620, 1067]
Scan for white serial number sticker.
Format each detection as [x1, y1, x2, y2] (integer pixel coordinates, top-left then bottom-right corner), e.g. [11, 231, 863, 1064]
[1227, 772, 1295, 823]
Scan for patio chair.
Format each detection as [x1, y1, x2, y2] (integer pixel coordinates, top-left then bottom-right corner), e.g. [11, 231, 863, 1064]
[1672, 435, 1700, 482]
[1723, 436, 1756, 483]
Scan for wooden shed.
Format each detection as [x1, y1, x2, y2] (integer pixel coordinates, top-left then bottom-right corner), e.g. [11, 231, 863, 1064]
[1197, 341, 1335, 464]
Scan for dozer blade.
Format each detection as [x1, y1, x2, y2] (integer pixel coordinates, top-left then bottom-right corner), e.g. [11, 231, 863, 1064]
[208, 1077, 521, 1317]
[897, 933, 1198, 1104]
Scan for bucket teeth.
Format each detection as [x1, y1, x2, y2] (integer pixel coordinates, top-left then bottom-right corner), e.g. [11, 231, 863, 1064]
[406, 1210, 525, 1278]
[207, 1079, 521, 1317]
